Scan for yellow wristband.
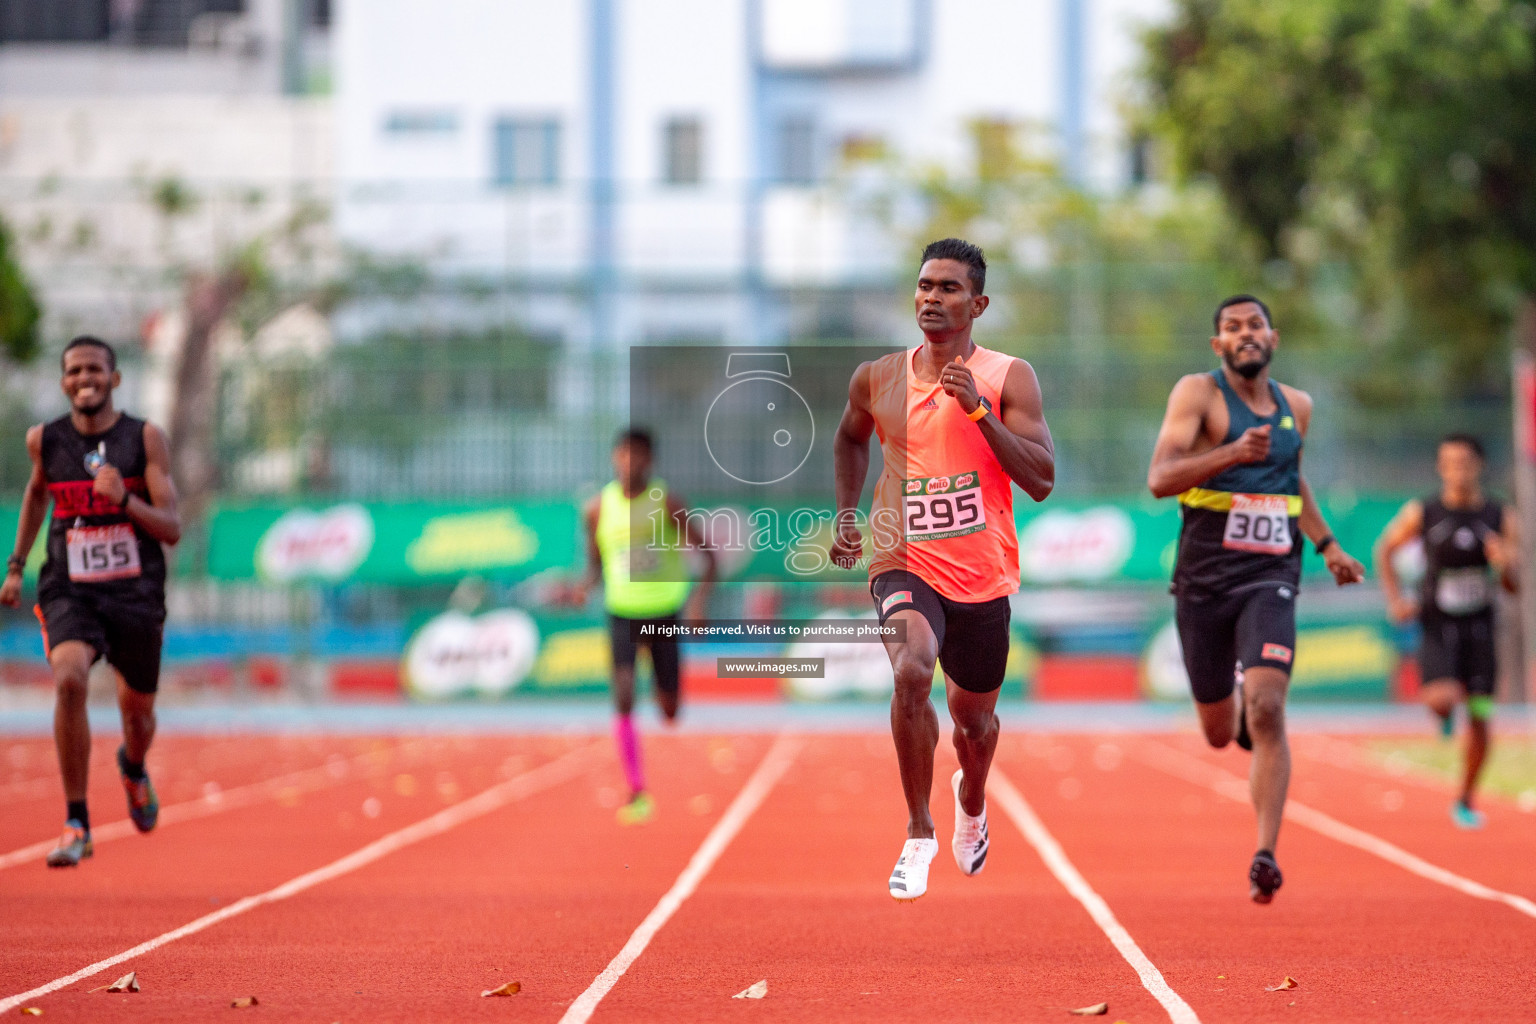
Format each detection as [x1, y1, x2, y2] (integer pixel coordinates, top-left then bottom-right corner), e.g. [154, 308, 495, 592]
[966, 403, 988, 422]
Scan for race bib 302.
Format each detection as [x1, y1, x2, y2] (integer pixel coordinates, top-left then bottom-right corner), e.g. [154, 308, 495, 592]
[1222, 494, 1292, 555]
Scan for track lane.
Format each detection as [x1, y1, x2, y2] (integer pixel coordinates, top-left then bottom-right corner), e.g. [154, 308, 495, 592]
[0, 735, 589, 995]
[995, 734, 1536, 1024]
[590, 734, 1179, 1023]
[7, 734, 774, 1023]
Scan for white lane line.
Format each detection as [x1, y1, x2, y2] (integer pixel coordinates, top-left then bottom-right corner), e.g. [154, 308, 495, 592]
[991, 769, 1202, 1024]
[0, 741, 602, 1014]
[0, 739, 424, 871]
[558, 734, 803, 1024]
[1137, 740, 1536, 921]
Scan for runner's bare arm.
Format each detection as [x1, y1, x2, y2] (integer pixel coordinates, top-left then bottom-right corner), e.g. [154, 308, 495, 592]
[0, 426, 48, 607]
[1375, 500, 1424, 620]
[1492, 505, 1519, 592]
[1148, 375, 1268, 498]
[831, 362, 875, 568]
[981, 359, 1055, 502]
[101, 422, 181, 545]
[569, 495, 602, 604]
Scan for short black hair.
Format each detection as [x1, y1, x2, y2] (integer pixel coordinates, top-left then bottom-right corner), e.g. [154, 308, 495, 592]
[1212, 295, 1273, 332]
[920, 238, 987, 296]
[1440, 432, 1485, 460]
[615, 427, 653, 453]
[61, 335, 116, 372]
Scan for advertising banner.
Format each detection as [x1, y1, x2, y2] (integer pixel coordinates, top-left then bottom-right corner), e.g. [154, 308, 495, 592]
[196, 494, 1408, 587]
[206, 501, 578, 584]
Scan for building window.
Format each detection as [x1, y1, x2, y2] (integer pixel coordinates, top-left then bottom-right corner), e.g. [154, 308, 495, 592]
[775, 116, 816, 185]
[0, 0, 109, 42]
[493, 118, 560, 186]
[383, 110, 460, 136]
[663, 117, 703, 185]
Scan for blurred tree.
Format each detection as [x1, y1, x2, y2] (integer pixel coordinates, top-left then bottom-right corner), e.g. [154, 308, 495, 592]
[141, 176, 331, 537]
[0, 215, 41, 362]
[1143, 0, 1536, 387]
[887, 119, 1262, 356]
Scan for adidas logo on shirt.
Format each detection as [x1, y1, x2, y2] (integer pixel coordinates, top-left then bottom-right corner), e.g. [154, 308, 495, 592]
[922, 398, 938, 409]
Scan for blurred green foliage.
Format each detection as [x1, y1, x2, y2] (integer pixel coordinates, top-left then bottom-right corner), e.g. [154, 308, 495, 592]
[894, 121, 1266, 356]
[0, 216, 41, 362]
[1143, 0, 1536, 389]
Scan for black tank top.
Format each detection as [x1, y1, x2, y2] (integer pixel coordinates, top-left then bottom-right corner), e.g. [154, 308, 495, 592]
[1420, 496, 1502, 619]
[1172, 371, 1304, 597]
[37, 413, 167, 610]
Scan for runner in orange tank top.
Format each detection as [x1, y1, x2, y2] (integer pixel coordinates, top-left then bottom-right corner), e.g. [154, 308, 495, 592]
[831, 239, 1055, 900]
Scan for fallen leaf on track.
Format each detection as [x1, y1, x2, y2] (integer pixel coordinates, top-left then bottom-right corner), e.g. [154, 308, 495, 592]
[1069, 1003, 1108, 1016]
[1266, 976, 1299, 992]
[20, 1009, 42, 1016]
[1216, 974, 1227, 980]
[90, 972, 139, 994]
[230, 996, 259, 1008]
[481, 982, 522, 997]
[732, 980, 768, 1000]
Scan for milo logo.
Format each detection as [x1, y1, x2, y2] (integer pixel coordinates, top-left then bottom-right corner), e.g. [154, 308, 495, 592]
[926, 477, 951, 494]
[955, 473, 975, 489]
[905, 480, 923, 494]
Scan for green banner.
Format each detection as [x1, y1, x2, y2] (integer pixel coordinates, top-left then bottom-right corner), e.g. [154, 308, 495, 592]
[113, 491, 1410, 587]
[1010, 494, 1405, 585]
[206, 501, 578, 584]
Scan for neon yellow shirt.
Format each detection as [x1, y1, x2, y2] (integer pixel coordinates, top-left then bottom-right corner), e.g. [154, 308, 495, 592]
[595, 479, 691, 618]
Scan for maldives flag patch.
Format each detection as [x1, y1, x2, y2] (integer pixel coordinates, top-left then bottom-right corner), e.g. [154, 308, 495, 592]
[1261, 643, 1293, 665]
[881, 591, 913, 613]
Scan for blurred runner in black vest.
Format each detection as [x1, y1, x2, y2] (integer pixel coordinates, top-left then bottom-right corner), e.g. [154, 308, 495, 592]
[1376, 434, 1517, 830]
[1148, 296, 1364, 904]
[0, 336, 182, 867]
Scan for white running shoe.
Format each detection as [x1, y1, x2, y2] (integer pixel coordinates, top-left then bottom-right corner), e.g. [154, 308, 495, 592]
[951, 769, 989, 876]
[888, 837, 939, 900]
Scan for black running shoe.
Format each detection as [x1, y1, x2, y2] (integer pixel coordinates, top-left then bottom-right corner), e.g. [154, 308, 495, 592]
[1249, 849, 1282, 904]
[117, 746, 159, 833]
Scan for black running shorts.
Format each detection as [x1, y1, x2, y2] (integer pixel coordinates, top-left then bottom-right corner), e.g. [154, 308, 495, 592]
[35, 595, 165, 695]
[870, 570, 1011, 694]
[1418, 612, 1496, 697]
[608, 613, 682, 695]
[1174, 581, 1297, 704]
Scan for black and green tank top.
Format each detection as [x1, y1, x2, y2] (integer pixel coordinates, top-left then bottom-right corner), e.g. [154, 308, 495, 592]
[1172, 371, 1303, 597]
[1420, 496, 1502, 619]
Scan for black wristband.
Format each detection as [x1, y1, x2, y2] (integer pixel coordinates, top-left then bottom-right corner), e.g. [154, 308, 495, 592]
[1314, 534, 1336, 555]
[6, 554, 25, 573]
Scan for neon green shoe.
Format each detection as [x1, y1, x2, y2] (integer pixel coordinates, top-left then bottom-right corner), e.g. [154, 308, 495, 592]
[617, 791, 654, 826]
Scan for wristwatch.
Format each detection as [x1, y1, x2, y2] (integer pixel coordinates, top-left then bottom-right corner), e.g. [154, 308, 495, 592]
[967, 396, 993, 422]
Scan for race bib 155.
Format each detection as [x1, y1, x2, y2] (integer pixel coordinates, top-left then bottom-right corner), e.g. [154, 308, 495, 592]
[66, 524, 142, 583]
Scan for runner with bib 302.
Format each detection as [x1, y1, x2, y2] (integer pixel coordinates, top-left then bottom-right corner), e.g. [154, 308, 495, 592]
[1148, 296, 1364, 905]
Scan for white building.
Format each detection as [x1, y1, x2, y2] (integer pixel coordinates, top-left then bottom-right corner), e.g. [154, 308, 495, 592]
[0, 0, 334, 342]
[334, 0, 1169, 348]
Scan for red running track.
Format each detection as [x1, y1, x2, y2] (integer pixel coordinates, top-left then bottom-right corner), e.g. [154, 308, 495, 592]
[1, 729, 1533, 1022]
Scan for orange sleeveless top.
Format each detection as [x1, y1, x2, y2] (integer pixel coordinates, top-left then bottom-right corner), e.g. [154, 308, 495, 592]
[865, 345, 1020, 602]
